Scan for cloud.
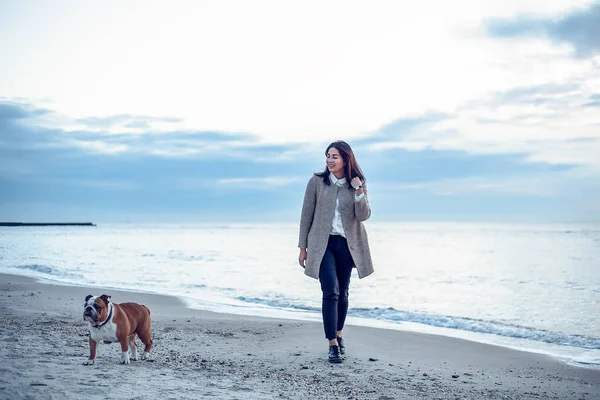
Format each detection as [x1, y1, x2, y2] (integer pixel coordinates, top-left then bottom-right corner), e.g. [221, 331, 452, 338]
[0, 102, 30, 120]
[3, 0, 594, 144]
[0, 101, 314, 188]
[44, 178, 139, 190]
[65, 139, 129, 154]
[584, 93, 600, 107]
[216, 177, 302, 188]
[369, 163, 600, 222]
[487, 2, 600, 57]
[0, 100, 292, 159]
[486, 83, 581, 105]
[366, 113, 450, 141]
[391, 175, 558, 197]
[1, 97, 599, 222]
[76, 114, 184, 130]
[365, 78, 600, 169]
[4, 2, 600, 222]
[0, 102, 52, 121]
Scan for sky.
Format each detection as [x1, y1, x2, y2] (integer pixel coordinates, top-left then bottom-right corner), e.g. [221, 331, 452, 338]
[1, 0, 599, 223]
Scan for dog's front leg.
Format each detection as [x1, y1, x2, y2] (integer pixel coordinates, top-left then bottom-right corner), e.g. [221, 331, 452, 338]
[83, 337, 97, 365]
[119, 336, 130, 364]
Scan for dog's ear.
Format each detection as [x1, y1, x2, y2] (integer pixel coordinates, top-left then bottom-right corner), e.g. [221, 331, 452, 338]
[85, 295, 93, 304]
[100, 294, 111, 305]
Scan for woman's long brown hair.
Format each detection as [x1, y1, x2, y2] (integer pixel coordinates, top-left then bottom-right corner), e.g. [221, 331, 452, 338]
[316, 140, 365, 190]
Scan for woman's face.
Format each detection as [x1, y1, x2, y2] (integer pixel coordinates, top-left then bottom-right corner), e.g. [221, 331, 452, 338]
[326, 147, 344, 177]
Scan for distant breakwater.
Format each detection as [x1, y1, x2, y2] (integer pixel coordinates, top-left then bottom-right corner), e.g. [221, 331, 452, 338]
[0, 222, 96, 227]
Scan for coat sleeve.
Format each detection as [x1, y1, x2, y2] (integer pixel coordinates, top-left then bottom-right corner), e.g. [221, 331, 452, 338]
[298, 176, 317, 248]
[354, 182, 371, 222]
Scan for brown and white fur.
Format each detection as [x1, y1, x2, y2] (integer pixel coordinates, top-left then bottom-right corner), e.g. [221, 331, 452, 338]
[82, 294, 153, 365]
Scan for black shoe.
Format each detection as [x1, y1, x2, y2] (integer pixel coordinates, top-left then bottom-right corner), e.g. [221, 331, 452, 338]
[328, 345, 342, 363]
[337, 336, 345, 355]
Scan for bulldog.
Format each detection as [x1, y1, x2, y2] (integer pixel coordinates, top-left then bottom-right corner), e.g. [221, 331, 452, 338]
[82, 294, 153, 365]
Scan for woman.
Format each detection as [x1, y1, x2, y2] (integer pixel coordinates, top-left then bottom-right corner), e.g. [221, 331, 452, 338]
[298, 140, 374, 363]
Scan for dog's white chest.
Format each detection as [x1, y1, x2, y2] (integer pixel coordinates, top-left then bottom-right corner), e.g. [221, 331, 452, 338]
[89, 322, 118, 343]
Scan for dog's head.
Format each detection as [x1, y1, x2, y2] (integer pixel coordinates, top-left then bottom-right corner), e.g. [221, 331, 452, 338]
[83, 294, 112, 325]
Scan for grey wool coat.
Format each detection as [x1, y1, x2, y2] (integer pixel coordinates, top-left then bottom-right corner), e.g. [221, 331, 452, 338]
[298, 174, 374, 280]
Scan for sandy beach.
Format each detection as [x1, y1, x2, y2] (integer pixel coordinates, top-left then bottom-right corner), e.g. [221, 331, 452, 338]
[0, 273, 598, 400]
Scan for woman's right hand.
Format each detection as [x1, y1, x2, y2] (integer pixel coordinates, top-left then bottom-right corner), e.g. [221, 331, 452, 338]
[298, 248, 307, 268]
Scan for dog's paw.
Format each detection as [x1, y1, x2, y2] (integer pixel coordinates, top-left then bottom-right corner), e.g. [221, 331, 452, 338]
[120, 351, 131, 364]
[82, 359, 95, 366]
[141, 351, 150, 360]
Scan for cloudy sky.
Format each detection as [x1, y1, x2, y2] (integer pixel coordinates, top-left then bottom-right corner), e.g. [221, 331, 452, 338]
[1, 0, 599, 223]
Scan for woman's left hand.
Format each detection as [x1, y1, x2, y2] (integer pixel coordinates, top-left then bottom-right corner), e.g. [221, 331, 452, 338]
[351, 177, 362, 190]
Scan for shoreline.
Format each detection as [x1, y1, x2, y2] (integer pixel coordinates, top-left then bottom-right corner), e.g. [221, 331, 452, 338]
[1, 273, 599, 399]
[16, 271, 600, 369]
